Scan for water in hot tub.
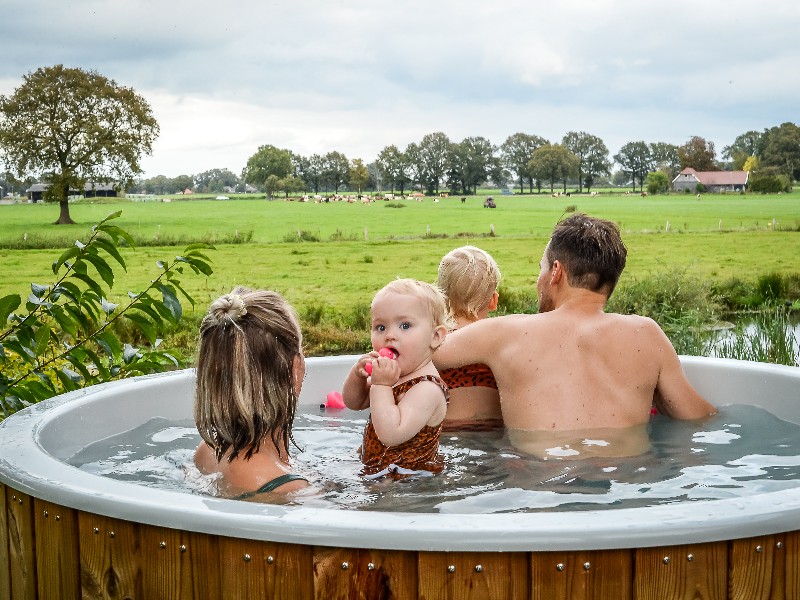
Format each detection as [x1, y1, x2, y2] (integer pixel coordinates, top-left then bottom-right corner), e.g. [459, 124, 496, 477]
[68, 404, 800, 513]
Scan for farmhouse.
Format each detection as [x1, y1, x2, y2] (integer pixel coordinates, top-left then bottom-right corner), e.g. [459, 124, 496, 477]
[672, 168, 749, 193]
[26, 182, 118, 201]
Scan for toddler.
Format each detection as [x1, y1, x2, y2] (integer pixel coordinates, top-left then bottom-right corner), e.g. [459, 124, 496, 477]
[342, 279, 449, 477]
[437, 246, 503, 430]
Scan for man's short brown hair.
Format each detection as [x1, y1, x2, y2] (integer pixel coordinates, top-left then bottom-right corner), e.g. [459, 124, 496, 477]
[546, 213, 627, 296]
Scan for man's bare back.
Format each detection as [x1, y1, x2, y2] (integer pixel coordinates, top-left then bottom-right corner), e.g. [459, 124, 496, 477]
[433, 214, 716, 437]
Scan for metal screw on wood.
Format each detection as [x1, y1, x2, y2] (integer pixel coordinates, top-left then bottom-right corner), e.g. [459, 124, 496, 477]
[756, 545, 763, 553]
[687, 554, 693, 562]
[244, 554, 251, 562]
[447, 565, 456, 573]
[663, 557, 670, 564]
[777, 542, 783, 549]
[474, 565, 483, 573]
[179, 545, 186, 553]
[93, 527, 99, 534]
[109, 531, 115, 538]
[267, 556, 274, 564]
[55, 515, 60, 521]
[43, 511, 48, 518]
[367, 563, 375, 571]
[159, 541, 166, 549]
[556, 564, 565, 572]
[341, 562, 349, 570]
[583, 562, 591, 570]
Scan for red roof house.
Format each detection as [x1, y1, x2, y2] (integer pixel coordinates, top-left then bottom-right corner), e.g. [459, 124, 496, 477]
[672, 168, 749, 193]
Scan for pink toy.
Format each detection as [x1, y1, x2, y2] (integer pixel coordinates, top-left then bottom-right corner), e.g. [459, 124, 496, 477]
[364, 348, 397, 376]
[325, 391, 346, 409]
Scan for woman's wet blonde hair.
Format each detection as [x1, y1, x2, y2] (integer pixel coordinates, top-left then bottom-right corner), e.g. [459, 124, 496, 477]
[372, 278, 449, 329]
[194, 287, 302, 463]
[437, 246, 501, 322]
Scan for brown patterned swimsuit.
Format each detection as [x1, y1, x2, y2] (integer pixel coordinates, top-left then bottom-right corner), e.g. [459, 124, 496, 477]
[439, 363, 504, 431]
[360, 375, 449, 478]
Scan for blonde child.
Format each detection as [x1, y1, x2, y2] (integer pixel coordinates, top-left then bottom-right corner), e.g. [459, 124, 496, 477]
[437, 246, 503, 430]
[194, 287, 309, 499]
[342, 279, 449, 478]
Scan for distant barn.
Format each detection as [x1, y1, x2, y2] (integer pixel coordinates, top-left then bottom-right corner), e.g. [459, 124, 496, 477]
[83, 182, 118, 198]
[672, 168, 749, 193]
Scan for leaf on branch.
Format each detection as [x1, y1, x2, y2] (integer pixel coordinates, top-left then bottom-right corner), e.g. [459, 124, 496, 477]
[101, 297, 119, 315]
[96, 330, 122, 360]
[0, 295, 21, 324]
[75, 240, 86, 250]
[31, 283, 49, 298]
[27, 293, 53, 308]
[70, 272, 104, 297]
[82, 253, 115, 288]
[95, 224, 136, 249]
[157, 284, 182, 322]
[124, 313, 157, 345]
[93, 237, 127, 271]
[123, 343, 141, 364]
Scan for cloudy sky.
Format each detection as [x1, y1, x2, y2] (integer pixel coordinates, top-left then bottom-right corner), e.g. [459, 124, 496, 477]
[2, 0, 798, 178]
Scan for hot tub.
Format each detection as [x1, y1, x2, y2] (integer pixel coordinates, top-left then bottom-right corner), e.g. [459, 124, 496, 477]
[0, 355, 799, 599]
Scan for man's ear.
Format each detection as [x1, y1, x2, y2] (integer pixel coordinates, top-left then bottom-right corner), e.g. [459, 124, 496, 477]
[488, 290, 499, 311]
[550, 260, 564, 284]
[430, 325, 447, 349]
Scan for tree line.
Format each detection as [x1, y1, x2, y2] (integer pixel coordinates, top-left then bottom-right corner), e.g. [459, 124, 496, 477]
[1, 65, 798, 228]
[131, 125, 799, 198]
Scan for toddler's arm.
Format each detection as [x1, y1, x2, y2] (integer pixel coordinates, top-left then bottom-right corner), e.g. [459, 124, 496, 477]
[342, 352, 378, 410]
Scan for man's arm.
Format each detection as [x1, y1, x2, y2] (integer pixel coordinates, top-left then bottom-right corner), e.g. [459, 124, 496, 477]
[433, 317, 509, 371]
[649, 320, 717, 419]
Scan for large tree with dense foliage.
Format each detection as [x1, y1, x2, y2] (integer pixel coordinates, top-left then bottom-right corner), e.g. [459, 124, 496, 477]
[413, 132, 451, 194]
[722, 130, 762, 170]
[528, 144, 579, 194]
[649, 142, 681, 182]
[376, 145, 412, 195]
[447, 137, 501, 195]
[614, 141, 653, 192]
[322, 151, 349, 193]
[241, 145, 293, 190]
[677, 136, 717, 171]
[759, 122, 800, 181]
[193, 168, 240, 193]
[500, 133, 549, 194]
[348, 158, 370, 194]
[562, 131, 610, 193]
[0, 65, 158, 224]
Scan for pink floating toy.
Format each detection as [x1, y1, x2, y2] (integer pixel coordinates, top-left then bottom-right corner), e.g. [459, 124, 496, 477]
[364, 348, 397, 375]
[325, 391, 346, 409]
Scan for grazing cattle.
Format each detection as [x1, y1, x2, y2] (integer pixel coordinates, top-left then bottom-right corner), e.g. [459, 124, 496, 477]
[484, 197, 496, 208]
[461, 197, 466, 203]
[641, 191, 648, 197]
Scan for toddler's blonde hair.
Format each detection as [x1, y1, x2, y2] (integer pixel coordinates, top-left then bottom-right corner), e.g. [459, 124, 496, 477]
[437, 246, 501, 321]
[372, 278, 449, 329]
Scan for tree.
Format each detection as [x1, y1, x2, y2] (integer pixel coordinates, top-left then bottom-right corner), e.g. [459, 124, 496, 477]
[264, 174, 281, 199]
[348, 158, 370, 194]
[322, 151, 349, 193]
[677, 136, 717, 171]
[760, 122, 800, 181]
[562, 132, 611, 193]
[0, 65, 158, 224]
[242, 145, 293, 190]
[278, 175, 305, 198]
[500, 133, 549, 194]
[614, 141, 653, 192]
[649, 142, 681, 182]
[376, 145, 412, 195]
[414, 132, 451, 194]
[447, 137, 501, 195]
[722, 131, 762, 170]
[645, 171, 669, 195]
[528, 144, 579, 194]
[193, 168, 240, 193]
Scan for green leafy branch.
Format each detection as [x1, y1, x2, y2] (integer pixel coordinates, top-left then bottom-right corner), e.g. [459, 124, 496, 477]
[0, 211, 214, 416]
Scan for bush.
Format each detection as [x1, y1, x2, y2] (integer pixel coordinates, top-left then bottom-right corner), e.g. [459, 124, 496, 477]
[0, 211, 214, 416]
[748, 175, 788, 194]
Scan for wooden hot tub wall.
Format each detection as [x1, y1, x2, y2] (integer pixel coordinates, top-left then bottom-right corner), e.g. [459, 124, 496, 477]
[2, 483, 799, 600]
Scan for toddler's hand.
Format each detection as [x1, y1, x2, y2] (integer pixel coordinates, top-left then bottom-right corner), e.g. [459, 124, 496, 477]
[357, 351, 379, 378]
[370, 357, 400, 386]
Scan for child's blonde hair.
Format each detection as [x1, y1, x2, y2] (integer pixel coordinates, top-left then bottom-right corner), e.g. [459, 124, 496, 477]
[372, 278, 449, 329]
[437, 246, 501, 321]
[194, 287, 302, 463]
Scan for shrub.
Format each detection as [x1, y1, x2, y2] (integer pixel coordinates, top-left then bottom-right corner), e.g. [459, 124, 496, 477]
[282, 230, 320, 242]
[0, 211, 214, 416]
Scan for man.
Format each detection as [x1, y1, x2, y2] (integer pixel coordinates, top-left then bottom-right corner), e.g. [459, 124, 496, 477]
[433, 213, 715, 455]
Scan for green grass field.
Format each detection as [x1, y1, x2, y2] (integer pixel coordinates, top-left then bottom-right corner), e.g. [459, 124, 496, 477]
[1, 192, 799, 316]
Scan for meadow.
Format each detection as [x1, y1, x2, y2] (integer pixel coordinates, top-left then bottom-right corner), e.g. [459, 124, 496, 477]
[1, 192, 798, 314]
